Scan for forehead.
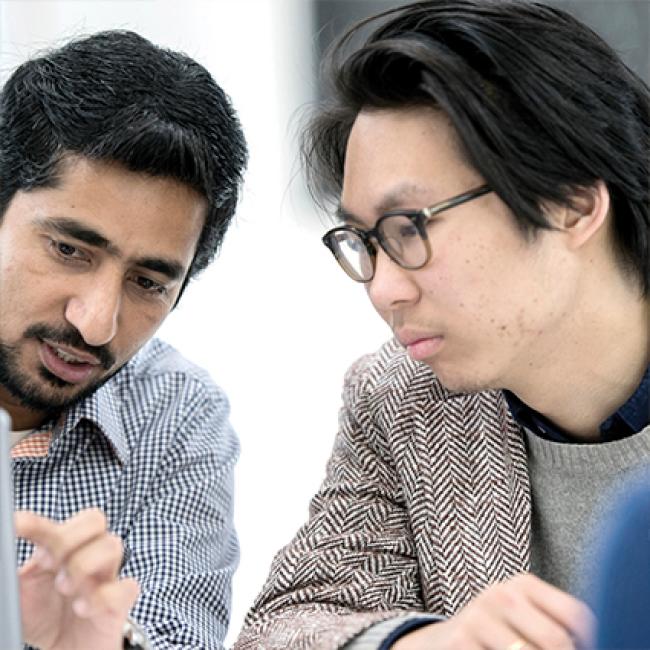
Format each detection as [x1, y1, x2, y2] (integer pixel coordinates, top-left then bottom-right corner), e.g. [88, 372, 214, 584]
[340, 107, 481, 221]
[11, 157, 206, 263]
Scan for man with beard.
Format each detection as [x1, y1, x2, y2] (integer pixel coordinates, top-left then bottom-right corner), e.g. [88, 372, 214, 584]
[0, 30, 247, 649]
[236, 1, 649, 649]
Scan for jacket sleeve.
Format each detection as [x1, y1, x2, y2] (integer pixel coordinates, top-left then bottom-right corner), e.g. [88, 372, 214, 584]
[234, 352, 426, 649]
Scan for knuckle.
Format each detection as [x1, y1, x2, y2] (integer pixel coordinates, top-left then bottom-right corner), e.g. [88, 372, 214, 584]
[510, 572, 534, 588]
[559, 598, 585, 623]
[65, 552, 85, 577]
[478, 582, 501, 602]
[457, 601, 488, 633]
[575, 600, 595, 621]
[106, 533, 124, 555]
[580, 603, 598, 629]
[84, 507, 107, 529]
[566, 600, 596, 638]
[491, 582, 510, 602]
[485, 582, 514, 608]
[14, 510, 38, 530]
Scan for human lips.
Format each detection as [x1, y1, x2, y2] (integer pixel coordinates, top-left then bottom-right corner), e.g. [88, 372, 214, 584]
[38, 339, 102, 384]
[396, 330, 444, 361]
[42, 339, 101, 365]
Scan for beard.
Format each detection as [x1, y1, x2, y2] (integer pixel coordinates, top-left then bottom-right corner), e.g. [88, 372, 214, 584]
[0, 323, 117, 416]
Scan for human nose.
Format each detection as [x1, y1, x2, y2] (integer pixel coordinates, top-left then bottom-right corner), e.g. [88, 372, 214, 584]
[366, 247, 419, 314]
[64, 273, 121, 347]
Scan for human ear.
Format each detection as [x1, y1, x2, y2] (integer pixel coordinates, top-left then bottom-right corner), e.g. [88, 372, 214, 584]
[548, 180, 610, 250]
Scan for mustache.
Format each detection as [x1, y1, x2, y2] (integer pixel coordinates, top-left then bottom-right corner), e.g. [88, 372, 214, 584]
[24, 324, 115, 370]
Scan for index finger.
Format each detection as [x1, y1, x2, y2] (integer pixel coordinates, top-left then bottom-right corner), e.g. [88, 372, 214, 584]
[15, 508, 109, 569]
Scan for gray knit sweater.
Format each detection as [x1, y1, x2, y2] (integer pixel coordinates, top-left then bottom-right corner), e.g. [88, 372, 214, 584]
[527, 424, 650, 598]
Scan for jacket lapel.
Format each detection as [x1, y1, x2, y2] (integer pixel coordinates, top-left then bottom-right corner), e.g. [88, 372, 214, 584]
[405, 373, 531, 616]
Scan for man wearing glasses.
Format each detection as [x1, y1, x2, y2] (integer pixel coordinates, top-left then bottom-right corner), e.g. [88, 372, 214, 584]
[236, 1, 649, 649]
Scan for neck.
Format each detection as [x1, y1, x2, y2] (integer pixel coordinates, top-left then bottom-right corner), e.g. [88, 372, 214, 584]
[506, 290, 649, 442]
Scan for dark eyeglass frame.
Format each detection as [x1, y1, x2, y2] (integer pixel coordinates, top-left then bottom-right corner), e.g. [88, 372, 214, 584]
[322, 184, 492, 282]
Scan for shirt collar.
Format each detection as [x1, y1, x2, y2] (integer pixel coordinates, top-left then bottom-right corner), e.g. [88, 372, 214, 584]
[505, 363, 650, 444]
[58, 377, 129, 464]
[600, 364, 650, 436]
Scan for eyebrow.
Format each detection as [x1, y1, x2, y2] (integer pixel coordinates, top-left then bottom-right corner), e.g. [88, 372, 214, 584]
[375, 183, 432, 213]
[335, 206, 364, 227]
[336, 183, 433, 227]
[35, 216, 185, 282]
[133, 257, 184, 281]
[39, 216, 116, 252]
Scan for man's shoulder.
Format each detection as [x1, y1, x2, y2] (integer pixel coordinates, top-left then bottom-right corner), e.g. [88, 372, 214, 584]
[122, 338, 217, 392]
[91, 339, 234, 455]
[102, 338, 229, 423]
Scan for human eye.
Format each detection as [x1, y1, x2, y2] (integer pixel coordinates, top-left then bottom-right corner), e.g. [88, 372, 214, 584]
[48, 239, 89, 263]
[382, 216, 419, 241]
[397, 220, 419, 238]
[130, 274, 168, 297]
[345, 235, 366, 253]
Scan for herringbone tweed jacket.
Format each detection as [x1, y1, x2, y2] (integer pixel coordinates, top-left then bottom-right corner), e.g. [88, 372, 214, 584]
[235, 338, 531, 649]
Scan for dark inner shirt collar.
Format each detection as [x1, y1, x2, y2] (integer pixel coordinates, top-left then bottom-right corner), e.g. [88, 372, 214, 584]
[505, 364, 650, 444]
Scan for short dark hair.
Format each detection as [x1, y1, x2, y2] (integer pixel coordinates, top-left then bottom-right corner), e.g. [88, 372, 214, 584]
[0, 30, 248, 281]
[303, 0, 650, 295]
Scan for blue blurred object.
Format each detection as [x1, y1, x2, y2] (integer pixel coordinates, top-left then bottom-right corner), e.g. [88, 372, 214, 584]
[592, 479, 650, 649]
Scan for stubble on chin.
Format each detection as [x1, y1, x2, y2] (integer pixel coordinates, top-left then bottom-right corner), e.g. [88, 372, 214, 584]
[427, 360, 500, 395]
[0, 341, 117, 414]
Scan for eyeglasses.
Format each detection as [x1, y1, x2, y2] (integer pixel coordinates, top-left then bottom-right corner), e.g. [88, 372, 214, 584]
[322, 185, 492, 282]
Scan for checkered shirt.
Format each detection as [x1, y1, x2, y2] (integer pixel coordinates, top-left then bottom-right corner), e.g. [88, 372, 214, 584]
[12, 338, 239, 649]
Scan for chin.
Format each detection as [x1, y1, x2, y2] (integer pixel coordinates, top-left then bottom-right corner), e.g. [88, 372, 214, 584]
[429, 362, 499, 394]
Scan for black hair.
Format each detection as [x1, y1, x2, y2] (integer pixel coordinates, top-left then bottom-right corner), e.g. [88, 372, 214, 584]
[0, 29, 248, 282]
[303, 0, 649, 294]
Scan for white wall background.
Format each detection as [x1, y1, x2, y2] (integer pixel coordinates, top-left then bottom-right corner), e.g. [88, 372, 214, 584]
[0, 1, 389, 645]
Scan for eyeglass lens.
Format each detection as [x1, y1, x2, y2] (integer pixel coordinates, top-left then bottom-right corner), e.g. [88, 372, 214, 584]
[377, 215, 428, 268]
[330, 231, 374, 282]
[332, 214, 429, 281]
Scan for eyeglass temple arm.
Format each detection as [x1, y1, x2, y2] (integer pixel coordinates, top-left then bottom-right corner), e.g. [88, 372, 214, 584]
[422, 185, 492, 219]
